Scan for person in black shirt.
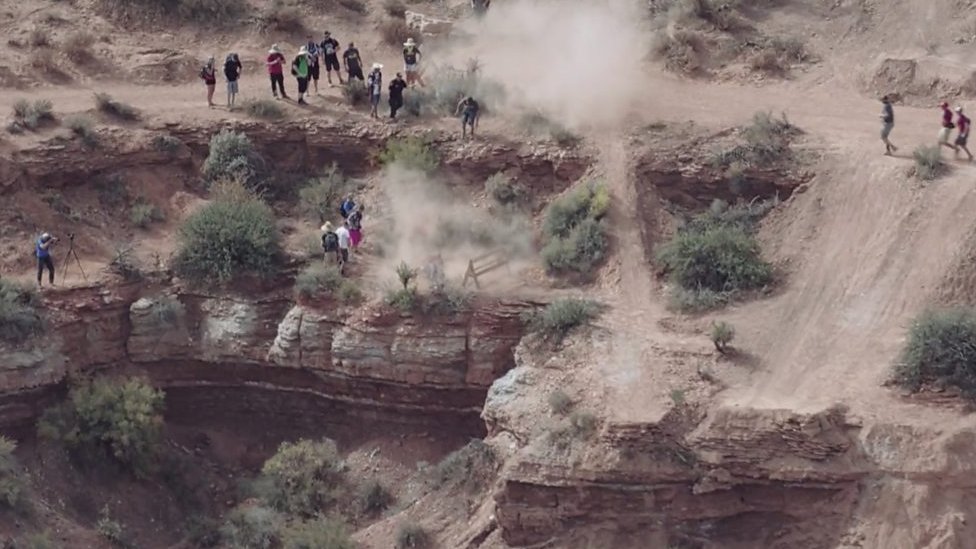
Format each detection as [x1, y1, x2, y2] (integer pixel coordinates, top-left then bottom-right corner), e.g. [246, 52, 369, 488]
[320, 31, 343, 86]
[455, 96, 480, 138]
[224, 53, 242, 107]
[388, 73, 407, 119]
[305, 35, 321, 95]
[879, 95, 897, 156]
[343, 42, 364, 82]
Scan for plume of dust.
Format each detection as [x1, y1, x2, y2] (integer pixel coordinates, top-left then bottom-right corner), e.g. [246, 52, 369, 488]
[437, 0, 652, 130]
[372, 165, 533, 293]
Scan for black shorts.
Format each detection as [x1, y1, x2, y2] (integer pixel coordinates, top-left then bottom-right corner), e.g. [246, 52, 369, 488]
[297, 77, 308, 94]
[324, 54, 340, 72]
[309, 63, 320, 80]
[340, 248, 349, 263]
[348, 66, 364, 80]
[957, 134, 969, 147]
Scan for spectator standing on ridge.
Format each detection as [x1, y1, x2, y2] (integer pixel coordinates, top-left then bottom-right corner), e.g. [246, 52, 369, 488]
[335, 220, 352, 274]
[224, 53, 242, 107]
[880, 95, 897, 156]
[455, 96, 480, 139]
[402, 38, 425, 88]
[389, 73, 407, 119]
[321, 31, 343, 86]
[267, 44, 288, 100]
[292, 46, 311, 105]
[956, 106, 974, 161]
[348, 206, 364, 250]
[35, 232, 57, 288]
[367, 63, 383, 119]
[200, 56, 217, 107]
[939, 101, 957, 154]
[343, 42, 364, 82]
[305, 35, 321, 96]
[321, 222, 340, 266]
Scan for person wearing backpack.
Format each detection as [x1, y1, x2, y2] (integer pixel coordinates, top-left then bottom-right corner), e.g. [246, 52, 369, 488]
[348, 206, 364, 249]
[321, 222, 341, 265]
[200, 56, 217, 108]
[291, 46, 311, 105]
[224, 53, 242, 107]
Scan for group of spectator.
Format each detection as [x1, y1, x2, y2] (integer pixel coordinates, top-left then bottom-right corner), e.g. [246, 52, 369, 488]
[321, 196, 364, 275]
[880, 96, 973, 161]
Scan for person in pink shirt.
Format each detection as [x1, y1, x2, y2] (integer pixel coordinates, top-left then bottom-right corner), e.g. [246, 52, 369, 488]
[955, 106, 973, 161]
[939, 101, 957, 153]
[266, 44, 288, 100]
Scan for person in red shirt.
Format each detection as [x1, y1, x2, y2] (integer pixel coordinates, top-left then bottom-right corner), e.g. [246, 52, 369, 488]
[939, 101, 957, 153]
[955, 106, 973, 161]
[266, 44, 288, 100]
[199, 56, 216, 108]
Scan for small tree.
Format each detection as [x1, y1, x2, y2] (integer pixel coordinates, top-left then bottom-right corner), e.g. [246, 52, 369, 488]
[0, 279, 43, 343]
[359, 480, 394, 515]
[378, 137, 438, 174]
[281, 517, 355, 549]
[0, 437, 25, 509]
[710, 320, 735, 353]
[395, 261, 417, 290]
[202, 130, 265, 189]
[298, 165, 349, 223]
[220, 505, 282, 549]
[395, 522, 431, 549]
[894, 308, 976, 398]
[525, 298, 600, 341]
[257, 438, 345, 516]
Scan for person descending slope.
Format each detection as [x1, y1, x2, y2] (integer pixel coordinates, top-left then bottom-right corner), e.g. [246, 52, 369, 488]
[956, 106, 974, 162]
[939, 101, 957, 154]
[880, 95, 897, 156]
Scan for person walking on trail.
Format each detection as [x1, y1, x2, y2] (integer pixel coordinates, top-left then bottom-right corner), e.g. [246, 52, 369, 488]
[35, 232, 57, 288]
[292, 46, 311, 105]
[321, 31, 343, 86]
[321, 222, 340, 266]
[402, 38, 425, 88]
[939, 102, 958, 153]
[335, 220, 352, 274]
[955, 106, 974, 161]
[339, 195, 357, 219]
[305, 35, 321, 96]
[267, 44, 288, 100]
[200, 56, 217, 107]
[455, 96, 480, 139]
[343, 42, 364, 82]
[880, 95, 897, 156]
[389, 73, 407, 119]
[367, 63, 383, 119]
[224, 53, 242, 107]
[348, 206, 364, 249]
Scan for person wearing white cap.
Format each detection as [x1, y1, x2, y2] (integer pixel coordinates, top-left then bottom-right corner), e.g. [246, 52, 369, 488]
[35, 232, 58, 287]
[367, 63, 383, 119]
[291, 45, 311, 105]
[402, 38, 425, 88]
[266, 44, 288, 100]
[955, 106, 974, 161]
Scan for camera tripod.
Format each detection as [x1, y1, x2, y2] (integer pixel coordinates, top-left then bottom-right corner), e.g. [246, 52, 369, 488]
[62, 233, 88, 283]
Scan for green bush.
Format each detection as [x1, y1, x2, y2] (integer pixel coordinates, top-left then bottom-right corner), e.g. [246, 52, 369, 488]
[257, 438, 345, 516]
[294, 264, 360, 302]
[341, 80, 368, 106]
[360, 480, 393, 515]
[378, 137, 438, 174]
[383, 0, 406, 17]
[385, 287, 418, 313]
[201, 130, 265, 189]
[547, 390, 573, 415]
[243, 99, 285, 120]
[0, 436, 25, 509]
[129, 201, 164, 228]
[431, 440, 496, 492]
[173, 182, 281, 283]
[403, 61, 506, 118]
[484, 173, 524, 205]
[37, 378, 164, 476]
[96, 505, 125, 545]
[298, 165, 349, 223]
[151, 134, 183, 154]
[65, 115, 97, 147]
[548, 410, 599, 450]
[281, 517, 354, 549]
[893, 308, 976, 398]
[0, 279, 43, 343]
[96, 0, 243, 22]
[913, 145, 944, 181]
[656, 224, 772, 296]
[541, 183, 610, 275]
[395, 522, 431, 549]
[518, 110, 581, 146]
[63, 31, 95, 62]
[220, 505, 282, 549]
[94, 92, 139, 120]
[525, 298, 600, 341]
[712, 111, 798, 168]
[12, 98, 54, 130]
[20, 532, 59, 549]
[711, 320, 735, 353]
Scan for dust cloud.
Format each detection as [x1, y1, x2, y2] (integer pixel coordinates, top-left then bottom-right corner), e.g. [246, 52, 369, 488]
[372, 165, 532, 292]
[441, 0, 652, 129]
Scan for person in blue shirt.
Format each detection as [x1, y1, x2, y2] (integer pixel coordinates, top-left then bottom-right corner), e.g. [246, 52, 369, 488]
[35, 232, 57, 287]
[339, 196, 357, 219]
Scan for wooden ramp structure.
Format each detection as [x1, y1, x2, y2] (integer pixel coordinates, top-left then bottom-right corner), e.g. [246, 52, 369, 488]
[462, 249, 509, 289]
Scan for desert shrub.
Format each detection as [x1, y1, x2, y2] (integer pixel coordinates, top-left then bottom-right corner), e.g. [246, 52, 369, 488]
[749, 49, 784, 74]
[0, 437, 25, 509]
[379, 137, 438, 174]
[385, 287, 418, 313]
[257, 438, 345, 516]
[260, 0, 304, 31]
[109, 244, 143, 281]
[431, 439, 497, 492]
[94, 92, 139, 120]
[547, 390, 573, 415]
[518, 111, 581, 146]
[380, 19, 413, 47]
[96, 505, 125, 545]
[201, 130, 265, 189]
[37, 378, 164, 476]
[913, 145, 944, 181]
[711, 320, 735, 353]
[65, 115, 97, 147]
[525, 298, 600, 341]
[420, 284, 470, 315]
[668, 286, 730, 312]
[548, 410, 599, 449]
[281, 517, 354, 549]
[338, 0, 367, 13]
[12, 99, 55, 130]
[541, 183, 610, 275]
[893, 308, 976, 398]
[63, 31, 95, 62]
[685, 198, 776, 235]
[129, 201, 164, 228]
[405, 62, 506, 118]
[151, 134, 182, 154]
[396, 261, 418, 289]
[29, 50, 59, 72]
[395, 522, 431, 549]
[243, 98, 285, 120]
[713, 111, 798, 168]
[0, 279, 43, 343]
[294, 264, 360, 302]
[484, 173, 524, 205]
[767, 36, 808, 64]
[298, 165, 349, 223]
[341, 80, 368, 106]
[653, 29, 704, 73]
[96, 0, 243, 23]
[359, 480, 393, 515]
[20, 532, 58, 549]
[174, 182, 280, 283]
[221, 505, 282, 549]
[383, 0, 406, 17]
[29, 28, 51, 47]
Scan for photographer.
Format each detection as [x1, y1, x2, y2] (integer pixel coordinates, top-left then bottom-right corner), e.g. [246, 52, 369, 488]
[35, 232, 57, 287]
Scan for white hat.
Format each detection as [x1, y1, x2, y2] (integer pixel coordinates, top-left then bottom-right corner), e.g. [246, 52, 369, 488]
[372, 62, 383, 70]
[404, 38, 416, 46]
[957, 106, 965, 113]
[321, 222, 333, 232]
[299, 45, 308, 54]
[41, 232, 50, 240]
[269, 44, 281, 53]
